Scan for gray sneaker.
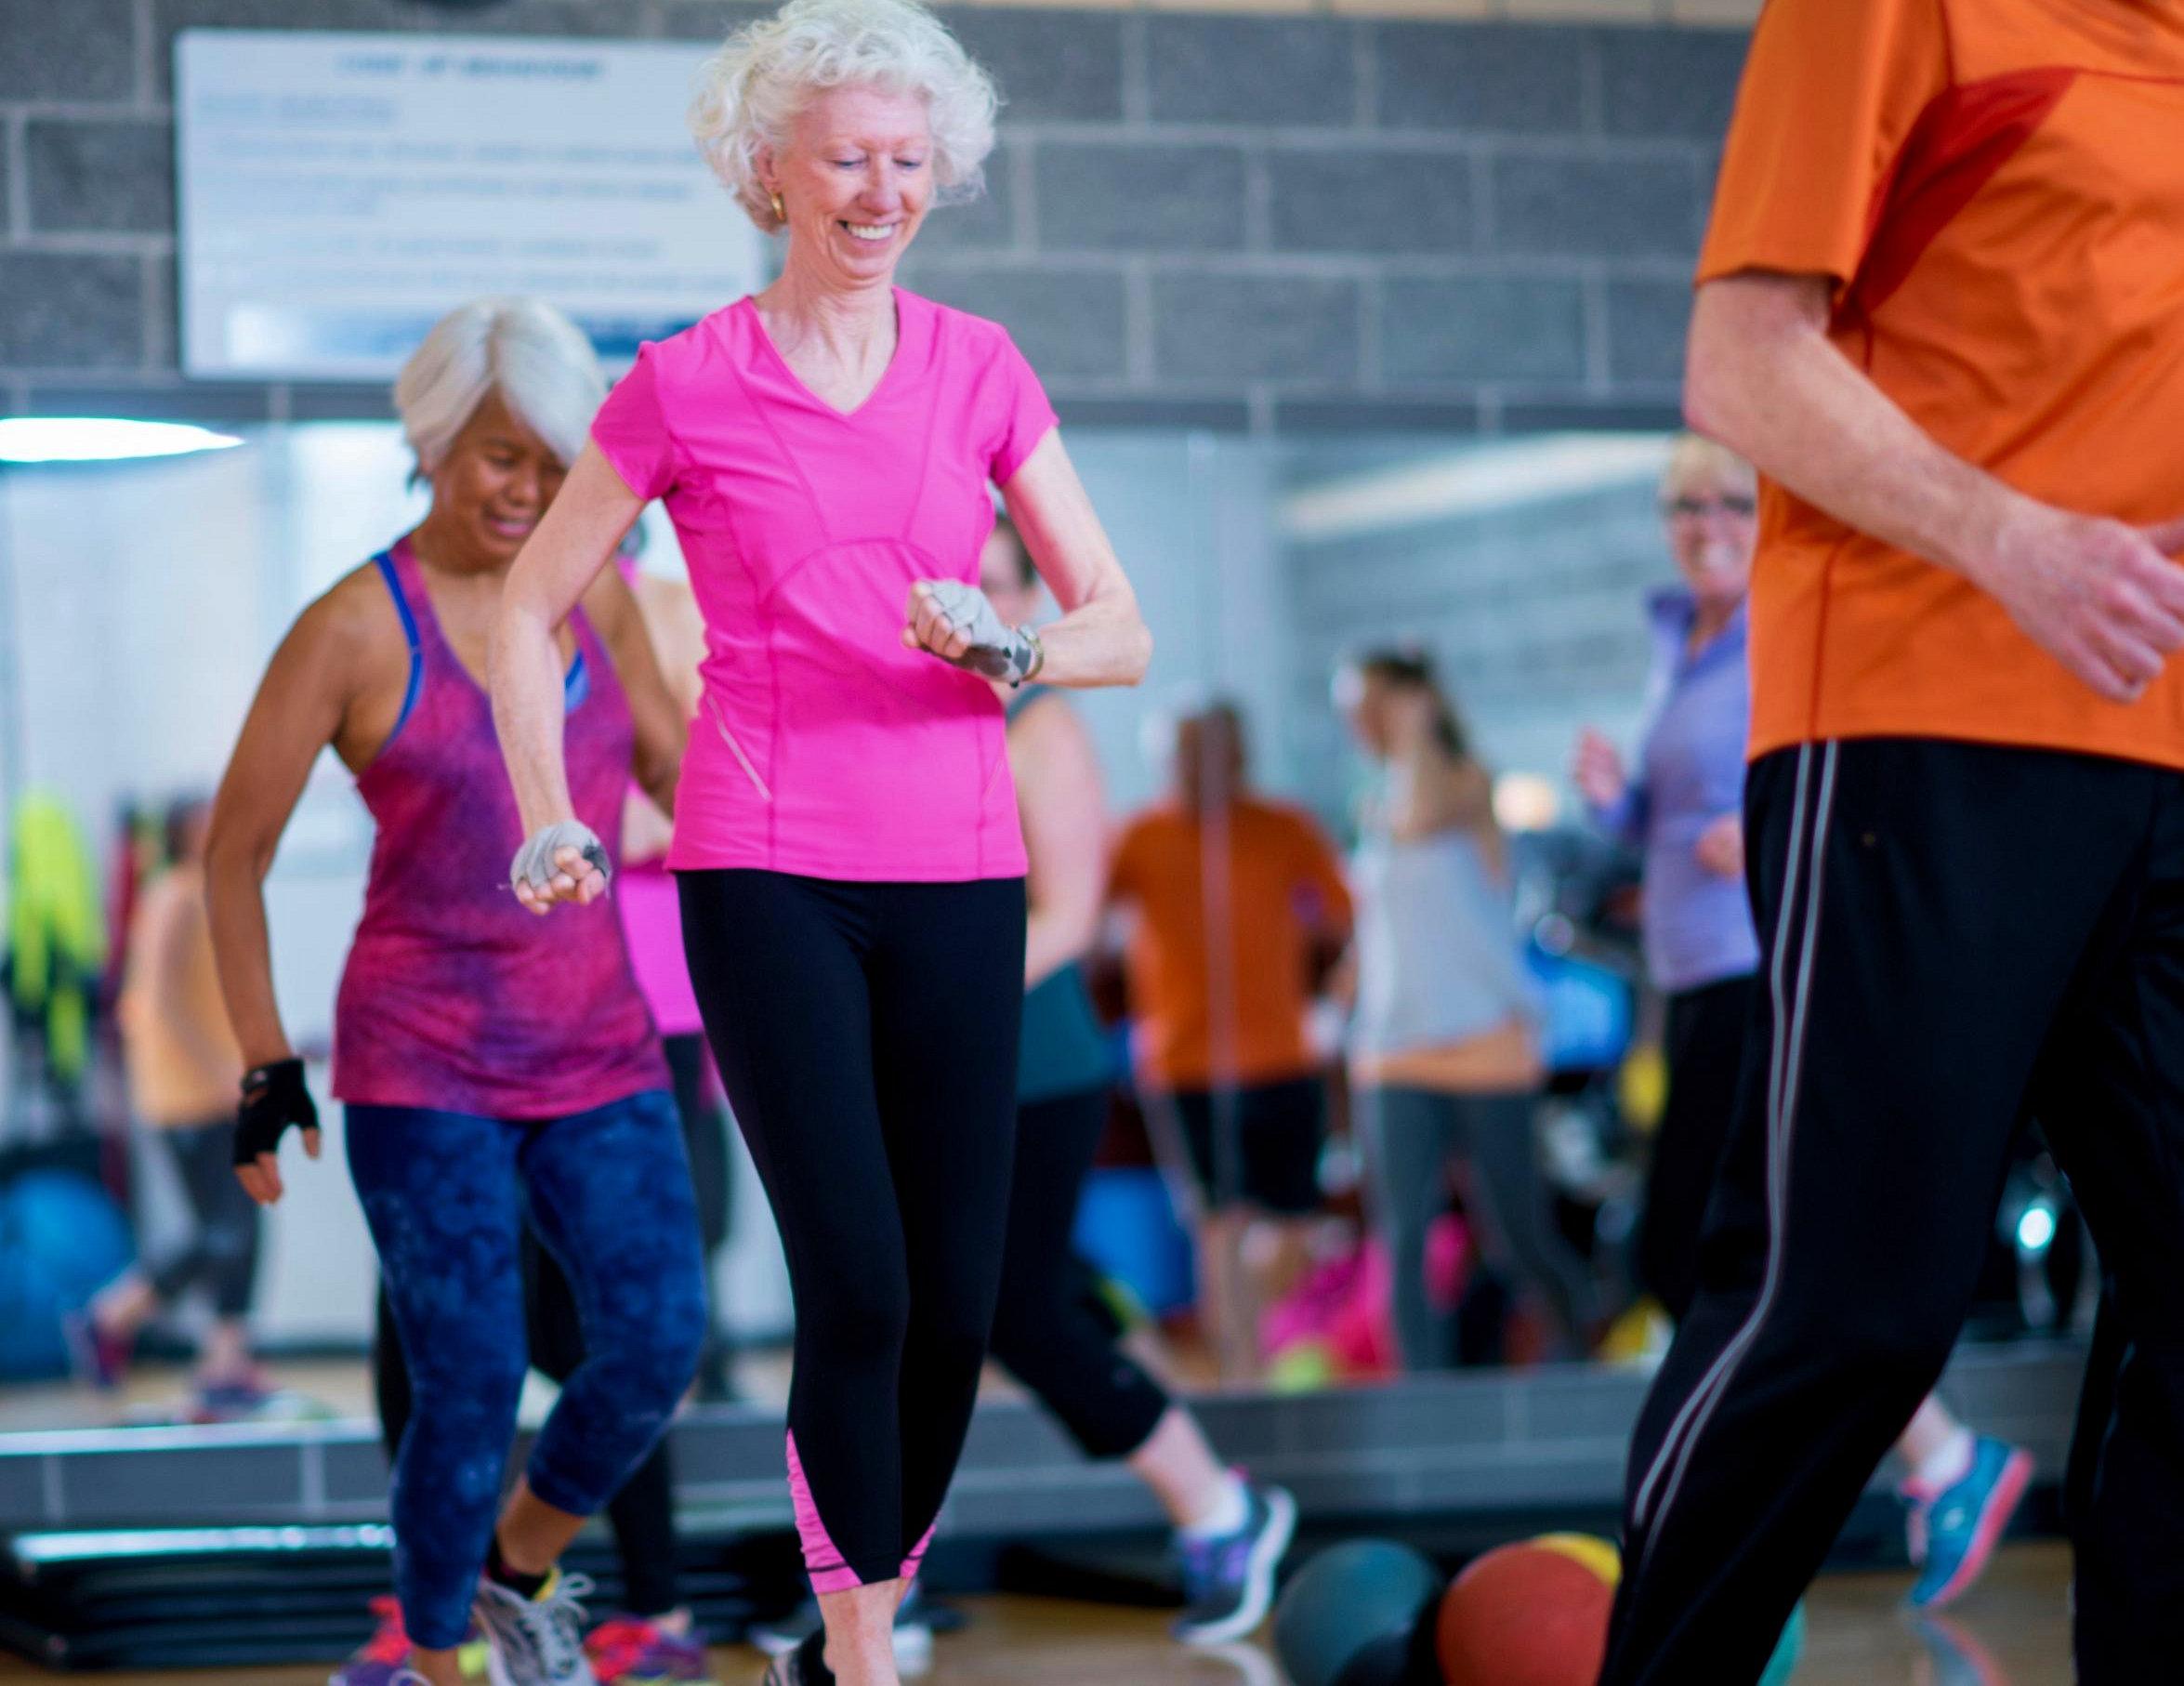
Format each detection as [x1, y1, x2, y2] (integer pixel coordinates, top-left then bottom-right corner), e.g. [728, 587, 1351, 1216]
[1173, 1481, 1297, 1646]
[472, 1571, 598, 1686]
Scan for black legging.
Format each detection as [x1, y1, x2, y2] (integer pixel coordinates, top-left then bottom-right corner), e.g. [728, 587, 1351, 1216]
[370, 1033, 731, 1621]
[1638, 974, 1756, 1323]
[679, 869, 1024, 1592]
[988, 1087, 1170, 1459]
[664, 1033, 736, 1397]
[149, 1117, 262, 1318]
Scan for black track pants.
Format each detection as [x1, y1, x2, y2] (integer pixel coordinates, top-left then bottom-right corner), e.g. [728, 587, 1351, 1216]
[1603, 739, 2184, 1684]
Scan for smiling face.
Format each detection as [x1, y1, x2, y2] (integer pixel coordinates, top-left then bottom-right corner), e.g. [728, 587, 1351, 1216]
[764, 83, 934, 289]
[1660, 442, 1758, 616]
[422, 389, 566, 573]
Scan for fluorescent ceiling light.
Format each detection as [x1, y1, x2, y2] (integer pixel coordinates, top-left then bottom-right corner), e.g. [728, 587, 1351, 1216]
[0, 416, 244, 464]
[1282, 433, 1673, 542]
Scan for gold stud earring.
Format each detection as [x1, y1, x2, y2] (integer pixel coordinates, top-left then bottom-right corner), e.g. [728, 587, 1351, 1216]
[769, 190, 786, 225]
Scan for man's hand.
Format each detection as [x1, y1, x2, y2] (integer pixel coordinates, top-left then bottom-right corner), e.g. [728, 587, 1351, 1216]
[1964, 509, 2184, 705]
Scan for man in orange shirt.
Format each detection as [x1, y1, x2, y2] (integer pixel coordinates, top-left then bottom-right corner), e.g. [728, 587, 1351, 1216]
[1109, 703, 1352, 1379]
[1603, 1, 2184, 1679]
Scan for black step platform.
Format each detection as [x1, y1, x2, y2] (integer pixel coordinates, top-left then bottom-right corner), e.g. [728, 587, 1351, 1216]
[0, 1342, 2087, 1669]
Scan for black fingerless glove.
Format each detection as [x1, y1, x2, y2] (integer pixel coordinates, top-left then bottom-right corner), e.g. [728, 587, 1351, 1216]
[233, 1057, 318, 1167]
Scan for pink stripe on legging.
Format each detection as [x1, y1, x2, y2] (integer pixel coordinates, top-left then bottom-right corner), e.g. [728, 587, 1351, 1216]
[784, 1431, 935, 1593]
[785, 1430, 862, 1594]
[900, 1521, 936, 1582]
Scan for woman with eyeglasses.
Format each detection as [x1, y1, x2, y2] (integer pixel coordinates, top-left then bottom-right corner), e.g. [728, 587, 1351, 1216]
[1573, 434, 2027, 1613]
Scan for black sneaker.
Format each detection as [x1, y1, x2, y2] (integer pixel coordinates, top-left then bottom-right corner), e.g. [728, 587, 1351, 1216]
[760, 1629, 831, 1686]
[1172, 1482, 1297, 1646]
[750, 1586, 932, 1675]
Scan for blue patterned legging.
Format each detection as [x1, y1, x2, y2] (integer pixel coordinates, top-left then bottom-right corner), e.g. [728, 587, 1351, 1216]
[347, 1090, 707, 1648]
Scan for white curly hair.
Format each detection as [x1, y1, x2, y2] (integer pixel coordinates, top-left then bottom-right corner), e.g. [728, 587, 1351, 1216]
[689, 0, 999, 234]
[393, 297, 604, 475]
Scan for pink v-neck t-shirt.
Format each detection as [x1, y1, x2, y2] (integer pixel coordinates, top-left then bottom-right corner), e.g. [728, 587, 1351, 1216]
[592, 288, 1056, 882]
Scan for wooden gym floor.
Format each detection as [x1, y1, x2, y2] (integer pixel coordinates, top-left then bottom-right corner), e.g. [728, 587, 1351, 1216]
[0, 1539, 2074, 1683]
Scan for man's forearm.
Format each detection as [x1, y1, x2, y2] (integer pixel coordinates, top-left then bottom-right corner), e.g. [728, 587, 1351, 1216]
[1689, 276, 2034, 593]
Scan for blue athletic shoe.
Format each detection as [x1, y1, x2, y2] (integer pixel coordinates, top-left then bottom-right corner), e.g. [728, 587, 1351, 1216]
[1901, 1436, 2033, 1609]
[1173, 1479, 1296, 1645]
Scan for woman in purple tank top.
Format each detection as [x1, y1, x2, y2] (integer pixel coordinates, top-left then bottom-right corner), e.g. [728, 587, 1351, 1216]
[204, 299, 713, 1686]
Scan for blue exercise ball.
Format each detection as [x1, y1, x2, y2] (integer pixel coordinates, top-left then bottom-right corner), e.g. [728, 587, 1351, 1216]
[0, 1168, 135, 1380]
[1275, 1539, 1444, 1686]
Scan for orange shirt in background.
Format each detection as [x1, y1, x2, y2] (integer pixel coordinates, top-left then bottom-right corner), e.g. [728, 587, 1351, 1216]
[119, 863, 243, 1127]
[1702, 0, 2184, 767]
[1109, 797, 1353, 1092]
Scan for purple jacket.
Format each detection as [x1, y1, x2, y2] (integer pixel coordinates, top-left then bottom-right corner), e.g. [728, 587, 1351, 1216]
[1589, 590, 1761, 994]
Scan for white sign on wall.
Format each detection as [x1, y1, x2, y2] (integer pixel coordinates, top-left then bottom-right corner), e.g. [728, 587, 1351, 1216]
[176, 30, 763, 379]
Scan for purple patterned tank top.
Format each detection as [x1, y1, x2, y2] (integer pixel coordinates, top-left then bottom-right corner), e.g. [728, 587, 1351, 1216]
[332, 538, 667, 1119]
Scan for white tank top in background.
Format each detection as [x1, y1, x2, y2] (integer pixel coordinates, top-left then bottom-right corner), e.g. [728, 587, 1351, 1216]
[1349, 823, 1539, 1058]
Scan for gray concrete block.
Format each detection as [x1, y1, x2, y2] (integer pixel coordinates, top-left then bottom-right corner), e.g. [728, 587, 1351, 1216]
[949, 9, 1126, 124]
[914, 140, 1016, 256]
[0, 255, 146, 371]
[1277, 397, 1487, 434]
[59, 1442, 302, 1524]
[1491, 151, 1703, 257]
[1153, 271, 1360, 383]
[1376, 25, 1585, 135]
[1383, 274, 1588, 384]
[1503, 397, 1684, 432]
[1605, 275, 1691, 384]
[288, 383, 399, 422]
[1146, 17, 1358, 128]
[159, 0, 426, 93]
[1269, 149, 1471, 255]
[415, 0, 653, 36]
[21, 381, 275, 425]
[1035, 143, 1245, 253]
[26, 120, 176, 237]
[1057, 397, 1252, 432]
[1595, 27, 1748, 141]
[904, 265, 1126, 380]
[162, 0, 585, 94]
[650, 2, 770, 44]
[2, 0, 137, 101]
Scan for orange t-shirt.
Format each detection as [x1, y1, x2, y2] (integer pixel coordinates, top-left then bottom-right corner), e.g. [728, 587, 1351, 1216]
[1702, 0, 2184, 767]
[119, 865, 243, 1127]
[1108, 797, 1353, 1091]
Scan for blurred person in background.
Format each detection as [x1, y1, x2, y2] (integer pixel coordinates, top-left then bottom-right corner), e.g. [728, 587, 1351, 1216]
[1339, 652, 1594, 1370]
[1575, 434, 2028, 1613]
[977, 520, 1296, 1643]
[206, 296, 709, 1686]
[81, 796, 262, 1416]
[1109, 702, 1352, 1382]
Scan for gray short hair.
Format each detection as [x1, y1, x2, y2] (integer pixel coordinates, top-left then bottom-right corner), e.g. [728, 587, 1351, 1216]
[690, 0, 999, 234]
[393, 297, 606, 475]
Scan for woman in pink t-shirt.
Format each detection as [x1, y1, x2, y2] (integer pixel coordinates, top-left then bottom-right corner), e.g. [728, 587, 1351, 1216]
[489, 3, 1151, 1682]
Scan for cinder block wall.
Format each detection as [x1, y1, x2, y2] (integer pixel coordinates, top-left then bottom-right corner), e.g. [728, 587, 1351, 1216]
[1, 0, 1753, 431]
